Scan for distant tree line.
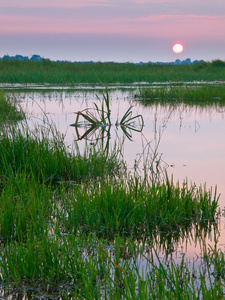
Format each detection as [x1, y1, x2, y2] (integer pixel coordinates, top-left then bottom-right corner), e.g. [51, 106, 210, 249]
[1, 54, 225, 66]
[0, 54, 43, 62]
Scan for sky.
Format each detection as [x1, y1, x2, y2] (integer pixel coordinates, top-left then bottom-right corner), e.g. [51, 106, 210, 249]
[0, 0, 225, 63]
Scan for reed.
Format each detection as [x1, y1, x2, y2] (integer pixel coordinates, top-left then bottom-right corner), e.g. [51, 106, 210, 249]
[1, 234, 224, 299]
[136, 84, 225, 105]
[0, 59, 225, 84]
[0, 88, 222, 298]
[0, 91, 25, 123]
[55, 176, 219, 238]
[0, 126, 123, 185]
[72, 86, 144, 136]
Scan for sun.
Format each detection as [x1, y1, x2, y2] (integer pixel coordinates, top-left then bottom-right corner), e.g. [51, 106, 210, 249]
[173, 43, 184, 54]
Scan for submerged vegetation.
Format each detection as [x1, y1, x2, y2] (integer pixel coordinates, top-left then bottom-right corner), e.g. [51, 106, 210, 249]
[0, 90, 224, 298]
[0, 59, 225, 85]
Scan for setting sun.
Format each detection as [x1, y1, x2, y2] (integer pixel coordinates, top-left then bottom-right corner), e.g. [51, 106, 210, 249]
[173, 43, 184, 54]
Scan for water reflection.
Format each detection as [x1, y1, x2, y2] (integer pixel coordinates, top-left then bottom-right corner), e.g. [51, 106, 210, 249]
[5, 87, 225, 257]
[1, 85, 225, 298]
[0, 221, 221, 300]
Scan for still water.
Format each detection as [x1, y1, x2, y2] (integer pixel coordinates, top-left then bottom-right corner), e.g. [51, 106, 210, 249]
[7, 86, 225, 263]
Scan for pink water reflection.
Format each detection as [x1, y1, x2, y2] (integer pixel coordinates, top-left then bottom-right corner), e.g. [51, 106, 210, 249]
[14, 87, 225, 261]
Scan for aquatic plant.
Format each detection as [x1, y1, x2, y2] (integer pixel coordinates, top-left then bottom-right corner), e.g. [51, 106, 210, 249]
[0, 122, 221, 299]
[136, 84, 225, 104]
[73, 86, 111, 128]
[0, 85, 223, 299]
[71, 87, 144, 143]
[0, 90, 25, 124]
[0, 233, 224, 299]
[0, 125, 124, 185]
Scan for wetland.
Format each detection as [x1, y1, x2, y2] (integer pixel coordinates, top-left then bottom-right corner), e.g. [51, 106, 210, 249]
[0, 60, 225, 299]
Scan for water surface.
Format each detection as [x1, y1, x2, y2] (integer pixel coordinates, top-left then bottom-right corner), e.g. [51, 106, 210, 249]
[7, 86, 225, 262]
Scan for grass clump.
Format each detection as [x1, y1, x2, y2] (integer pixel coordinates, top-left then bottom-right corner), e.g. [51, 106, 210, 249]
[0, 123, 221, 298]
[0, 175, 52, 242]
[0, 127, 123, 185]
[136, 84, 225, 105]
[0, 91, 25, 124]
[0, 89, 222, 298]
[1, 234, 225, 299]
[56, 176, 219, 237]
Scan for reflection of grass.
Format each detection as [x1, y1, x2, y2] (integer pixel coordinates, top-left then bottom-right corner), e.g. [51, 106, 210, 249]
[136, 84, 225, 104]
[0, 93, 222, 298]
[0, 59, 225, 84]
[72, 87, 144, 142]
[56, 176, 219, 237]
[74, 86, 111, 127]
[0, 123, 220, 297]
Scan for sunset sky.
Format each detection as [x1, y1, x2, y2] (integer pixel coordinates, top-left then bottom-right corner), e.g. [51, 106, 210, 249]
[1, 0, 225, 62]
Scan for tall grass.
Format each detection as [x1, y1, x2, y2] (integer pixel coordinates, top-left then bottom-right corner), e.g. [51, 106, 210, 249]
[0, 88, 223, 298]
[0, 126, 123, 185]
[1, 234, 224, 299]
[55, 176, 219, 238]
[136, 84, 225, 105]
[0, 174, 52, 242]
[0, 91, 25, 123]
[0, 59, 225, 84]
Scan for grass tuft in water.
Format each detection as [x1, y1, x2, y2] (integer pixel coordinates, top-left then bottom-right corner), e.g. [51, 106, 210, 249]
[0, 126, 123, 185]
[0, 91, 25, 124]
[0, 94, 222, 298]
[136, 84, 225, 105]
[55, 175, 219, 238]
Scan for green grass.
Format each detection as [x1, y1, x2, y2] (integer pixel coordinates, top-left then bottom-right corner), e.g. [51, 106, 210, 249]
[55, 177, 219, 238]
[0, 124, 221, 298]
[0, 59, 225, 84]
[0, 89, 223, 298]
[136, 84, 225, 105]
[0, 126, 123, 185]
[1, 233, 224, 299]
[0, 91, 25, 124]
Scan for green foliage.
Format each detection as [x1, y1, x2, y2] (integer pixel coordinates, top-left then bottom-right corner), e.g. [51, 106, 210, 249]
[137, 84, 225, 105]
[0, 91, 25, 123]
[211, 59, 225, 68]
[1, 234, 224, 299]
[56, 177, 219, 237]
[73, 87, 144, 137]
[0, 86, 222, 298]
[74, 86, 112, 127]
[0, 175, 52, 242]
[0, 127, 122, 184]
[0, 60, 225, 84]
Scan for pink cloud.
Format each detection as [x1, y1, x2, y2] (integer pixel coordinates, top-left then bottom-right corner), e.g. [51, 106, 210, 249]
[0, 0, 110, 9]
[0, 11, 224, 41]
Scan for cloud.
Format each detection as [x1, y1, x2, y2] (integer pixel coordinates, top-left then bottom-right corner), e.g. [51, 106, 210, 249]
[0, 0, 224, 43]
[0, 0, 110, 9]
[1, 10, 224, 40]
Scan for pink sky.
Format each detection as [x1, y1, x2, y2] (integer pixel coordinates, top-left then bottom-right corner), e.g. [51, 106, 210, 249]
[0, 0, 225, 62]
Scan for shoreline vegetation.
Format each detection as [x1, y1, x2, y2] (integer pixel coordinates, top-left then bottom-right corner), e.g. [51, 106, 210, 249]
[0, 83, 225, 298]
[0, 59, 225, 85]
[0, 91, 25, 124]
[136, 84, 225, 106]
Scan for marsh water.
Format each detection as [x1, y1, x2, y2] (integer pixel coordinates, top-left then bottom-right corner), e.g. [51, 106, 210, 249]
[4, 84, 225, 266]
